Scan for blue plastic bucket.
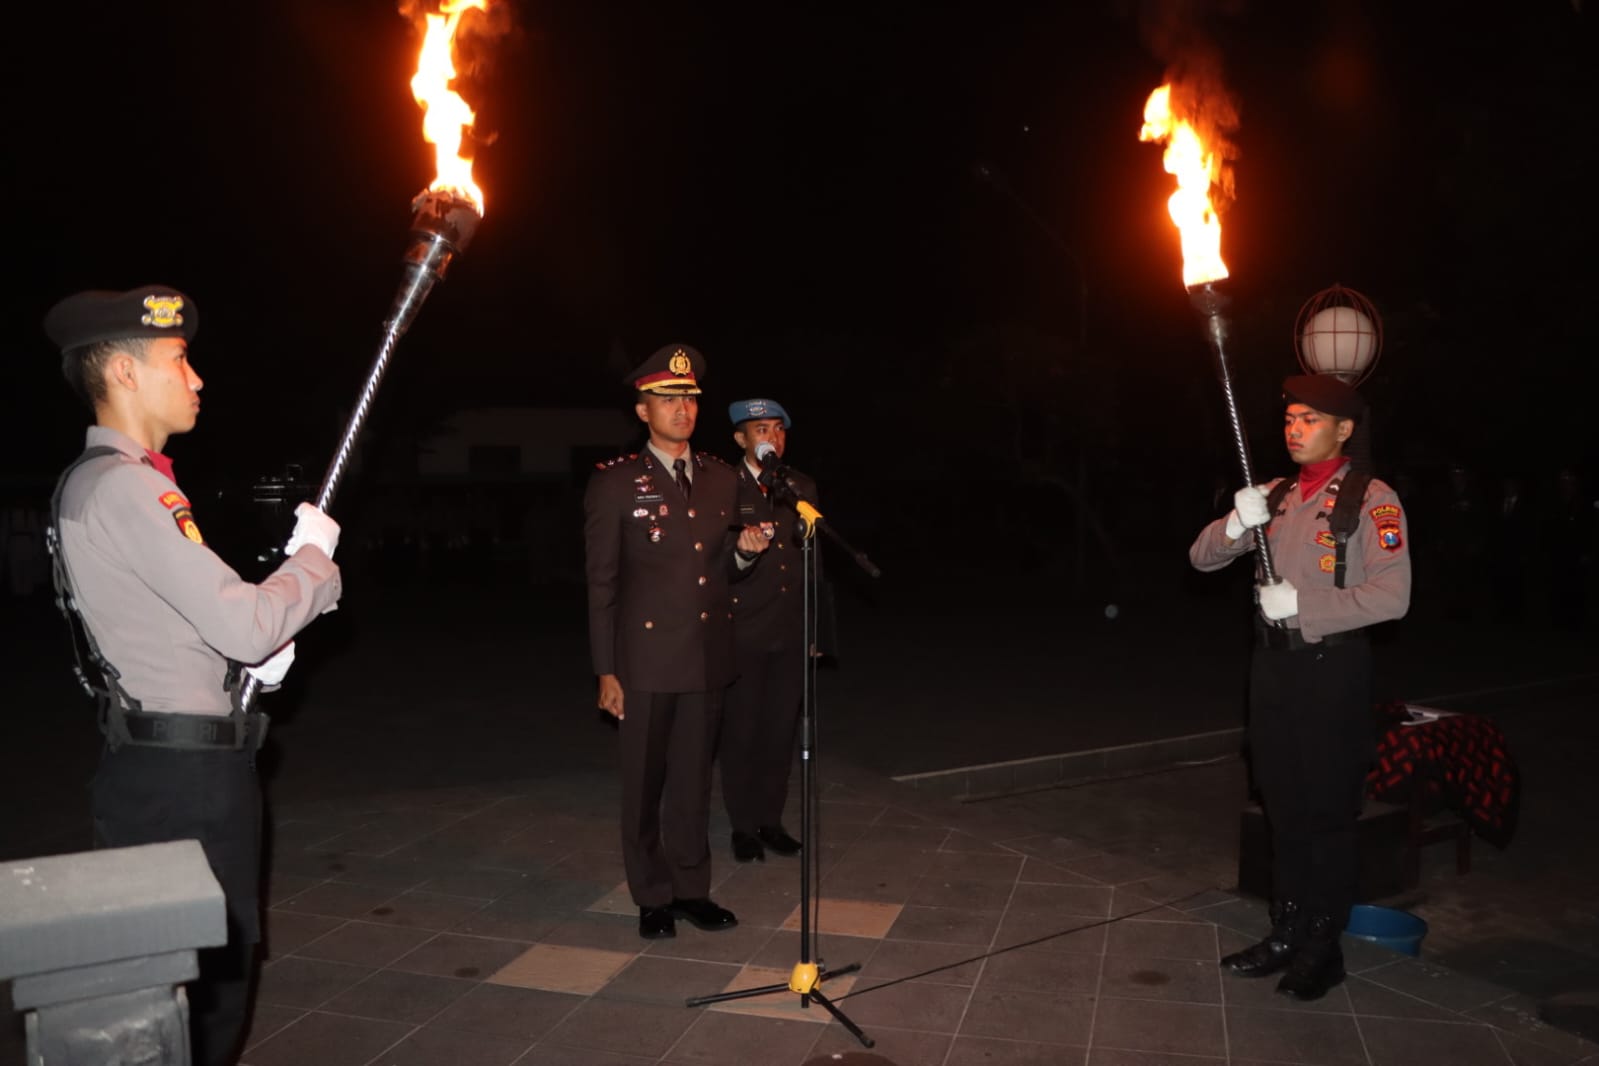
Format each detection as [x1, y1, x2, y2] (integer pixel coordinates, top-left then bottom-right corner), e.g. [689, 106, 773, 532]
[1345, 904, 1428, 956]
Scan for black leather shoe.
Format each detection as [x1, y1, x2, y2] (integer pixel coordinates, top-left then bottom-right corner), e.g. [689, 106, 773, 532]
[638, 906, 676, 940]
[1276, 914, 1345, 1000]
[1221, 899, 1303, 978]
[757, 825, 802, 856]
[731, 831, 765, 863]
[669, 897, 738, 931]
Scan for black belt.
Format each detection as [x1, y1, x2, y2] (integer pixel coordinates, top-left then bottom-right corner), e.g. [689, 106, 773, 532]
[1256, 625, 1368, 652]
[121, 711, 267, 750]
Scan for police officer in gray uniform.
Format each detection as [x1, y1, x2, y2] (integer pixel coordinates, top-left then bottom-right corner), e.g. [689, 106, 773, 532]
[1190, 373, 1411, 1001]
[45, 285, 344, 1066]
[583, 344, 771, 940]
[718, 398, 814, 863]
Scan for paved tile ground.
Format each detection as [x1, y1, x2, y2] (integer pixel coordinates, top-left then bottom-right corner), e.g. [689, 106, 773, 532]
[217, 763, 1598, 1066]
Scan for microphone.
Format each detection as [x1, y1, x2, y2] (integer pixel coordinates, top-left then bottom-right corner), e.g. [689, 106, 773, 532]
[754, 441, 782, 468]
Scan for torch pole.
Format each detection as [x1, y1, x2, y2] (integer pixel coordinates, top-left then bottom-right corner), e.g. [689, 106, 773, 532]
[1189, 282, 1279, 586]
[236, 189, 480, 713]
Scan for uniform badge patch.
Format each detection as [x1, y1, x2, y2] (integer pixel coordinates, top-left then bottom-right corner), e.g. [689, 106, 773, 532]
[1322, 498, 1337, 512]
[159, 490, 186, 510]
[1315, 531, 1337, 549]
[1370, 503, 1401, 521]
[172, 506, 204, 544]
[633, 507, 649, 518]
[1377, 520, 1403, 551]
[1319, 553, 1337, 573]
[658, 504, 669, 516]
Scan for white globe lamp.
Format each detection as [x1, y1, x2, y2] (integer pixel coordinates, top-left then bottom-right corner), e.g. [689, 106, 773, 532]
[1294, 284, 1382, 385]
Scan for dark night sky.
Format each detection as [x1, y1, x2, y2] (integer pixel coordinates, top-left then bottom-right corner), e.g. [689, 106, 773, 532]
[7, 0, 1597, 501]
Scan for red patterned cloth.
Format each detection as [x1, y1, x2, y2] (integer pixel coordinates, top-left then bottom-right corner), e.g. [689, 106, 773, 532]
[1366, 700, 1521, 848]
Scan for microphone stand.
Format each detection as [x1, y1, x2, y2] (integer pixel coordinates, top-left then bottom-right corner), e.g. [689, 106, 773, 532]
[684, 460, 879, 1047]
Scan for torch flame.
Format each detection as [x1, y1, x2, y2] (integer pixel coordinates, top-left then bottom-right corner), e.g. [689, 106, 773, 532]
[411, 0, 488, 213]
[1139, 84, 1227, 288]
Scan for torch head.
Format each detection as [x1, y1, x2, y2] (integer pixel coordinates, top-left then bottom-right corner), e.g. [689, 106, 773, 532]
[386, 188, 483, 335]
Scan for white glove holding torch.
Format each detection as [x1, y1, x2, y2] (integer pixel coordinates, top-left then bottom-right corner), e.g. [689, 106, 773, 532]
[1224, 485, 1272, 541]
[284, 502, 340, 559]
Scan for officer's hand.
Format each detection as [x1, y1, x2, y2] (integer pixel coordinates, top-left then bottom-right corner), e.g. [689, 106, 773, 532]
[736, 525, 771, 554]
[598, 674, 625, 721]
[1257, 579, 1299, 621]
[244, 642, 296, 686]
[1225, 485, 1272, 540]
[285, 503, 340, 560]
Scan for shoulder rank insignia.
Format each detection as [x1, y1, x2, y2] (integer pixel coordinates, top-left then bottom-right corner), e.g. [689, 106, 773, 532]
[172, 505, 204, 544]
[595, 452, 640, 470]
[695, 452, 729, 468]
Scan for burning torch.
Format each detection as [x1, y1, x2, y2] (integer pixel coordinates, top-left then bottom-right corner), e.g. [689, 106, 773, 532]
[1138, 84, 1280, 585]
[239, 0, 489, 712]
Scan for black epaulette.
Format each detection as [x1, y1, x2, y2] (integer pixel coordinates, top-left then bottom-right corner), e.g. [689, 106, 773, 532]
[696, 452, 731, 468]
[594, 453, 640, 470]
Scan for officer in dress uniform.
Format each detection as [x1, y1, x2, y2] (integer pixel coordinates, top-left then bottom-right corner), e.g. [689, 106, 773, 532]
[44, 285, 344, 1066]
[717, 398, 814, 862]
[583, 344, 772, 940]
[1190, 374, 1411, 1001]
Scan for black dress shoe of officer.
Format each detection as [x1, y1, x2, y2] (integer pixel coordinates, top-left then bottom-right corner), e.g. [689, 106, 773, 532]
[757, 825, 803, 856]
[1276, 914, 1345, 1000]
[1220, 899, 1303, 977]
[669, 897, 738, 931]
[638, 906, 676, 940]
[732, 831, 765, 863]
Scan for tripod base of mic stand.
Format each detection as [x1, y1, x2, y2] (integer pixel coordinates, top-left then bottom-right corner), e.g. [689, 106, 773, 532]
[684, 960, 874, 1048]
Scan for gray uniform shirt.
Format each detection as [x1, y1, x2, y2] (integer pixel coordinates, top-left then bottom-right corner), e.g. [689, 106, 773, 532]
[1189, 461, 1411, 642]
[57, 426, 342, 715]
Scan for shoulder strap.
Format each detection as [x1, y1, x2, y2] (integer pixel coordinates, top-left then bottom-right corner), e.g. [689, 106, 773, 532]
[1265, 478, 1296, 517]
[48, 447, 143, 736]
[1328, 470, 1373, 590]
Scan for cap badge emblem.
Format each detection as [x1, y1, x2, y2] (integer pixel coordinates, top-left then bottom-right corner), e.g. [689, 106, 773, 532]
[141, 295, 185, 329]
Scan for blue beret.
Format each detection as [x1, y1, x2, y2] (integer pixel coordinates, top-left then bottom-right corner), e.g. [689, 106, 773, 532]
[44, 285, 198, 351]
[728, 398, 791, 428]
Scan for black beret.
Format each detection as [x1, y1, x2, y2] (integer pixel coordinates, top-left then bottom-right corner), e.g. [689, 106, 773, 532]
[626, 343, 705, 395]
[43, 285, 199, 351]
[1283, 374, 1365, 420]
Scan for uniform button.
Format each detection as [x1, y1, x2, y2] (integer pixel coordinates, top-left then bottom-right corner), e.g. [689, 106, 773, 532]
[694, 541, 703, 551]
[698, 576, 707, 586]
[780, 586, 788, 594]
[687, 508, 697, 518]
[699, 611, 709, 622]
[644, 620, 654, 629]
[732, 596, 740, 605]
[777, 542, 785, 550]
[779, 564, 787, 572]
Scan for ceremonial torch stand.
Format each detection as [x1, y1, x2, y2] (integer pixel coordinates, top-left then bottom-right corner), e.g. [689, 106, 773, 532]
[236, 189, 480, 714]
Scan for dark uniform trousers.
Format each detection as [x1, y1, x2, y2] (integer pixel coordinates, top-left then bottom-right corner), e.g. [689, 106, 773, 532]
[620, 690, 722, 906]
[1248, 637, 1374, 927]
[91, 743, 262, 1066]
[720, 639, 804, 834]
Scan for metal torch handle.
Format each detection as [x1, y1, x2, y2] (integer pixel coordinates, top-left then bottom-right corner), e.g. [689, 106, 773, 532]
[235, 237, 456, 713]
[1194, 287, 1279, 587]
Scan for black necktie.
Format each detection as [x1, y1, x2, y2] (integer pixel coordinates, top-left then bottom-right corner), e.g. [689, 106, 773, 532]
[674, 458, 691, 500]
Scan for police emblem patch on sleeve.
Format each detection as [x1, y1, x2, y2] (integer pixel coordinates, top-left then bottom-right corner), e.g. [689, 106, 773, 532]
[1369, 503, 1401, 521]
[1377, 520, 1403, 551]
[172, 506, 205, 544]
[159, 491, 185, 510]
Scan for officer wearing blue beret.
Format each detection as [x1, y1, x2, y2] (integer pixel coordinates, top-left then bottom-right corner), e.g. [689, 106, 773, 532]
[44, 285, 344, 1065]
[717, 397, 817, 862]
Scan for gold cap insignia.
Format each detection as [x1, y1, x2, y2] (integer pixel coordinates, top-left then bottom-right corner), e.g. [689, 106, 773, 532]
[141, 295, 185, 330]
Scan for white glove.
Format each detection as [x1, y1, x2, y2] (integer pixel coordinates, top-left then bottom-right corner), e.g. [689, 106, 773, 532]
[244, 642, 296, 685]
[1224, 485, 1272, 539]
[1257, 579, 1299, 621]
[284, 502, 339, 559]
